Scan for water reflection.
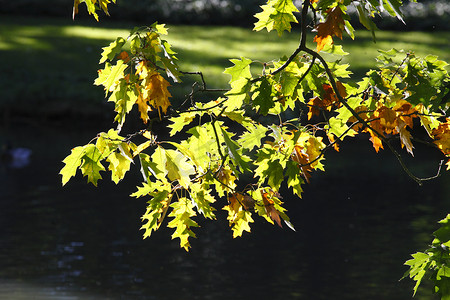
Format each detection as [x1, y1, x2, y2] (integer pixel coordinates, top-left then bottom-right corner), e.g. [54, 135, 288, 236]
[0, 124, 448, 299]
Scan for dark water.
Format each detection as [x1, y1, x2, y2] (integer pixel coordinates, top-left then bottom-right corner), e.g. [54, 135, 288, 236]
[1, 123, 448, 300]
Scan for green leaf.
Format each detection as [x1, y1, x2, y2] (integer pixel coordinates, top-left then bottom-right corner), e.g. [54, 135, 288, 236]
[278, 70, 299, 98]
[254, 145, 288, 188]
[184, 125, 218, 170]
[168, 111, 197, 136]
[412, 269, 427, 296]
[266, 160, 284, 189]
[94, 61, 128, 94]
[80, 144, 105, 186]
[96, 128, 123, 159]
[107, 81, 138, 127]
[254, 0, 299, 36]
[107, 144, 133, 184]
[151, 146, 168, 180]
[220, 127, 251, 173]
[231, 210, 254, 238]
[434, 214, 450, 244]
[237, 123, 269, 152]
[131, 182, 153, 198]
[405, 64, 437, 106]
[190, 182, 216, 219]
[166, 141, 200, 168]
[356, 3, 378, 41]
[320, 44, 349, 56]
[224, 57, 253, 83]
[286, 160, 304, 198]
[99, 37, 126, 64]
[223, 110, 254, 128]
[165, 149, 196, 188]
[382, 0, 404, 23]
[168, 198, 199, 251]
[327, 116, 357, 139]
[252, 76, 274, 115]
[160, 40, 182, 83]
[253, 4, 276, 33]
[137, 181, 172, 239]
[60, 146, 86, 186]
[225, 77, 251, 110]
[138, 153, 163, 182]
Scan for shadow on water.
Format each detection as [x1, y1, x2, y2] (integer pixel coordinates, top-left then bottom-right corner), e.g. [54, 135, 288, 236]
[0, 123, 448, 300]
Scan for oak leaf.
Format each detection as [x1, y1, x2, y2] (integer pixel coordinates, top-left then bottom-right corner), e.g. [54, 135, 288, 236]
[146, 72, 172, 116]
[313, 6, 345, 52]
[292, 145, 314, 183]
[393, 99, 417, 129]
[369, 132, 384, 152]
[224, 194, 254, 238]
[216, 167, 237, 197]
[307, 82, 345, 120]
[60, 146, 86, 186]
[136, 61, 172, 120]
[396, 119, 414, 156]
[168, 198, 198, 251]
[136, 88, 151, 124]
[377, 106, 397, 134]
[261, 191, 282, 228]
[432, 121, 450, 156]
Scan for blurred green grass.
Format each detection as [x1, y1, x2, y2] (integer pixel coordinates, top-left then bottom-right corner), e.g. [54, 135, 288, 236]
[1, 16, 449, 121]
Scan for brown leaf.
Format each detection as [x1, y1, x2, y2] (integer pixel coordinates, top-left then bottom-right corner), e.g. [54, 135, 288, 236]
[261, 191, 282, 228]
[377, 106, 397, 134]
[313, 7, 345, 52]
[397, 119, 414, 156]
[241, 195, 256, 211]
[292, 145, 314, 183]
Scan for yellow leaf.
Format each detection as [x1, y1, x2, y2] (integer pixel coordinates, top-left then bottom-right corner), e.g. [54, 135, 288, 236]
[136, 61, 172, 119]
[133, 140, 152, 157]
[432, 120, 450, 156]
[369, 131, 384, 152]
[147, 72, 172, 115]
[136, 88, 151, 124]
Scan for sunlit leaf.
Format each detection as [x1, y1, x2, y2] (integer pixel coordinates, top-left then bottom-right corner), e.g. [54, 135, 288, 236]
[60, 146, 86, 186]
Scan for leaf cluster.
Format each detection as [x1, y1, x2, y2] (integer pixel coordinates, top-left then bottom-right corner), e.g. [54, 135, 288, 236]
[64, 0, 450, 254]
[73, 0, 116, 21]
[403, 214, 450, 299]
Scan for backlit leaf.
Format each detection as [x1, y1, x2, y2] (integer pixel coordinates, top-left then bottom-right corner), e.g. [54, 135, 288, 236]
[397, 119, 414, 156]
[60, 146, 86, 186]
[313, 6, 345, 52]
[80, 144, 105, 186]
[165, 149, 196, 188]
[253, 0, 299, 36]
[99, 37, 126, 64]
[237, 123, 269, 152]
[221, 127, 252, 173]
[94, 61, 128, 94]
[224, 57, 253, 83]
[168, 198, 199, 251]
[252, 76, 274, 115]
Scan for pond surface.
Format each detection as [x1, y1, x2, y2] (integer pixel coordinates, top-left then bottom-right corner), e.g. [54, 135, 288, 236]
[0, 123, 448, 300]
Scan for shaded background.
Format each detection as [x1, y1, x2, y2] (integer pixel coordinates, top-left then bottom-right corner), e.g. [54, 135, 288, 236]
[2, 0, 450, 29]
[1, 1, 450, 299]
